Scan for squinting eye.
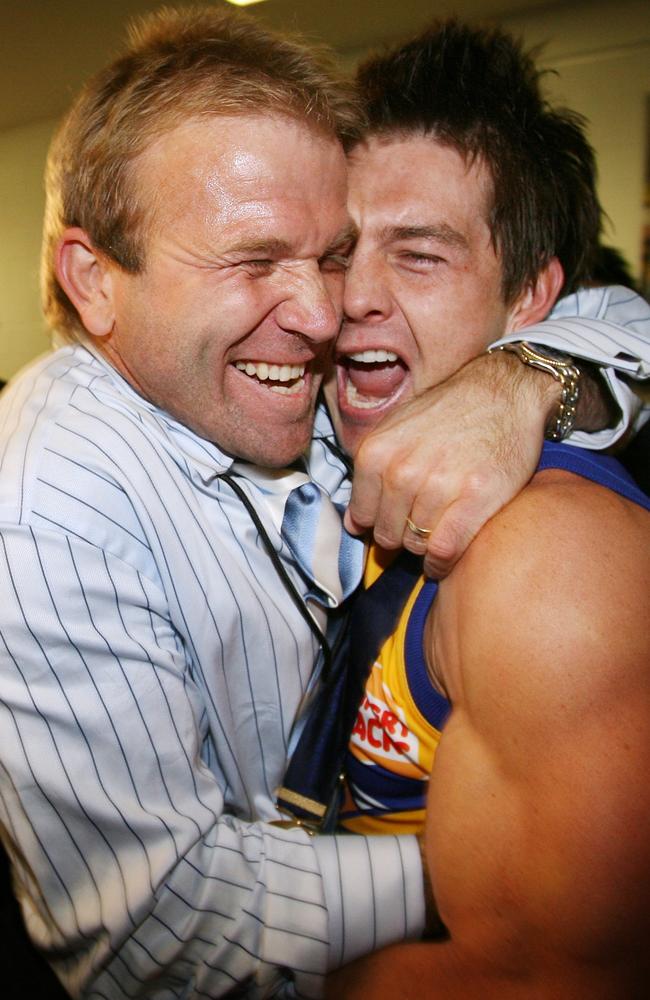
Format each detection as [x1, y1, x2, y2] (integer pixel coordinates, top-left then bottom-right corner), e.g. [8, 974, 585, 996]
[243, 260, 274, 275]
[320, 253, 351, 272]
[396, 251, 447, 274]
[403, 252, 444, 265]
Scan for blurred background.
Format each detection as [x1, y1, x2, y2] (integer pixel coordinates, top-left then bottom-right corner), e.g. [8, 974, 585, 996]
[1, 0, 649, 380]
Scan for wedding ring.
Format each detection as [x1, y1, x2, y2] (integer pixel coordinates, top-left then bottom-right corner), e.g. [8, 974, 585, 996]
[405, 517, 432, 539]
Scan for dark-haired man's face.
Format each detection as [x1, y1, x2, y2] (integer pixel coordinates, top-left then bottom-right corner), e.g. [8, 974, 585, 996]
[326, 134, 526, 455]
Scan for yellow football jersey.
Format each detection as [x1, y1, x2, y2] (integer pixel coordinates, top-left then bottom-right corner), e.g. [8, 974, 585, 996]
[340, 547, 450, 835]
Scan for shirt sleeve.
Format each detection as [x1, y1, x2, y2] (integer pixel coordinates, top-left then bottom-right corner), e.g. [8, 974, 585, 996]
[0, 522, 421, 999]
[489, 284, 650, 449]
[314, 832, 424, 974]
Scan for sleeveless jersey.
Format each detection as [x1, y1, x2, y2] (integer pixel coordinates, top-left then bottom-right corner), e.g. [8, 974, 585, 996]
[340, 443, 650, 834]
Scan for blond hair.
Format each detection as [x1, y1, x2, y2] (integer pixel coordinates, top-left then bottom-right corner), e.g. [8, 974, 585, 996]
[42, 4, 360, 339]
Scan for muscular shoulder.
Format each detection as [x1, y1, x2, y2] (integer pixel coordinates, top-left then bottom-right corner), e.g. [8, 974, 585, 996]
[469, 466, 648, 594]
[438, 468, 650, 726]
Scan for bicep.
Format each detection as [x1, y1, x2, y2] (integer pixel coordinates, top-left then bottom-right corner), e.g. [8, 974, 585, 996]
[427, 695, 650, 986]
[425, 492, 650, 984]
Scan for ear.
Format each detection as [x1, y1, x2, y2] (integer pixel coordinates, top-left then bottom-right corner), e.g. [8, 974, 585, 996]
[505, 257, 565, 334]
[56, 227, 116, 337]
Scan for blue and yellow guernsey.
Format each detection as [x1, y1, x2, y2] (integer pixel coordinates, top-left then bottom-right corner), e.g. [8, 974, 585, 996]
[340, 443, 650, 836]
[340, 544, 449, 834]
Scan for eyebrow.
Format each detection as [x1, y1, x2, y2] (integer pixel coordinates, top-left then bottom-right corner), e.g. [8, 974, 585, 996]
[228, 222, 358, 260]
[321, 222, 359, 257]
[322, 222, 358, 256]
[381, 223, 469, 251]
[227, 237, 293, 257]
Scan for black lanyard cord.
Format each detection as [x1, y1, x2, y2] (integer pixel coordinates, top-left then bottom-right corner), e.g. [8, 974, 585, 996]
[219, 472, 333, 680]
[315, 435, 354, 477]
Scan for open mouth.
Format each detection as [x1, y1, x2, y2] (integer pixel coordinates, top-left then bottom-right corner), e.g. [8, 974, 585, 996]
[234, 360, 306, 395]
[339, 348, 408, 410]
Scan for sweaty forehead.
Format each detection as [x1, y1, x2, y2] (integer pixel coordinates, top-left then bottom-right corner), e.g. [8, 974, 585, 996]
[346, 133, 494, 231]
[131, 113, 349, 249]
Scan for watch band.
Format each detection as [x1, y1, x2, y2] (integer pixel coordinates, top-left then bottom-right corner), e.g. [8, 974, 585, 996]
[490, 341, 581, 441]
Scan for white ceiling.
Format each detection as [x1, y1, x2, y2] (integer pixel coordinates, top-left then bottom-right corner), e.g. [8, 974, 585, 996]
[2, 0, 570, 131]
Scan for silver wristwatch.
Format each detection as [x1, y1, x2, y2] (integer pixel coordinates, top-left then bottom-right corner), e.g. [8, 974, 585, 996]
[491, 341, 581, 441]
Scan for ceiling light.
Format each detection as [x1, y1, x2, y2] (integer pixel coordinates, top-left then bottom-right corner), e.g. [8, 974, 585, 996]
[224, 0, 268, 7]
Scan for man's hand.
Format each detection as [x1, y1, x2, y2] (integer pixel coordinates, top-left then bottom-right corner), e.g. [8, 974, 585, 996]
[345, 349, 556, 577]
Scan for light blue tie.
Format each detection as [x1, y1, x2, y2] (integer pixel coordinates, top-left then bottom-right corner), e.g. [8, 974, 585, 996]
[229, 463, 365, 609]
[281, 480, 365, 608]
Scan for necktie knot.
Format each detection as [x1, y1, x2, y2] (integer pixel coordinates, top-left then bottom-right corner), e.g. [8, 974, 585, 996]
[228, 461, 365, 608]
[281, 481, 364, 608]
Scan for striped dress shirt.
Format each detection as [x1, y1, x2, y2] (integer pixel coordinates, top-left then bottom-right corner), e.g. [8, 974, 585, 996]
[0, 286, 648, 998]
[0, 345, 423, 998]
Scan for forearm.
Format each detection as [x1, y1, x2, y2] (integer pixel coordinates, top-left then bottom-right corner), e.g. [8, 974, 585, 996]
[6, 763, 420, 998]
[326, 937, 630, 1000]
[326, 942, 521, 1000]
[492, 284, 650, 447]
[488, 343, 620, 448]
[0, 531, 319, 994]
[93, 825, 424, 998]
[425, 343, 620, 466]
[315, 832, 425, 972]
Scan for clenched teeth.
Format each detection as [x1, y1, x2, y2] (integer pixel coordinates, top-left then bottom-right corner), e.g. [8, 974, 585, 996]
[234, 360, 306, 395]
[347, 349, 398, 364]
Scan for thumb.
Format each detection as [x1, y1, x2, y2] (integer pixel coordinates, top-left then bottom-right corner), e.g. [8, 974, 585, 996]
[343, 506, 367, 536]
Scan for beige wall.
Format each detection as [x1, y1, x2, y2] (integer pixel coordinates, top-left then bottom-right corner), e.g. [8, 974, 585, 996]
[0, 0, 648, 380]
[502, 0, 650, 286]
[0, 119, 54, 379]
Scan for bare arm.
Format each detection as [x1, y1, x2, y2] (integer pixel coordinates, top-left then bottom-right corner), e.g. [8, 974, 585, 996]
[332, 473, 650, 997]
[347, 347, 611, 577]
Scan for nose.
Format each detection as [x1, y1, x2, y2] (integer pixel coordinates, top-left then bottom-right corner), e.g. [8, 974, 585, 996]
[343, 246, 392, 323]
[275, 262, 342, 344]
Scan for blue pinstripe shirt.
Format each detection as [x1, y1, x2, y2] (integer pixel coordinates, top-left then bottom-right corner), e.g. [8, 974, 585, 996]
[0, 285, 648, 998]
[0, 344, 424, 998]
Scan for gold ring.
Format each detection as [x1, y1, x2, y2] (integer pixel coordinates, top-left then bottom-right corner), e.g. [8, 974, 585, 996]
[406, 517, 432, 539]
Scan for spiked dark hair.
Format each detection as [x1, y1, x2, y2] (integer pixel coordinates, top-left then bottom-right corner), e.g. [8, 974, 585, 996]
[356, 19, 601, 301]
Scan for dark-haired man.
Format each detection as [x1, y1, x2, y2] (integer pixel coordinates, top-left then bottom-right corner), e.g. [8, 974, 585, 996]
[326, 20, 650, 996]
[0, 7, 648, 999]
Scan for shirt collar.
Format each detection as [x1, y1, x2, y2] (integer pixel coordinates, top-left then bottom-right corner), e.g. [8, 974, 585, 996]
[72, 342, 346, 491]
